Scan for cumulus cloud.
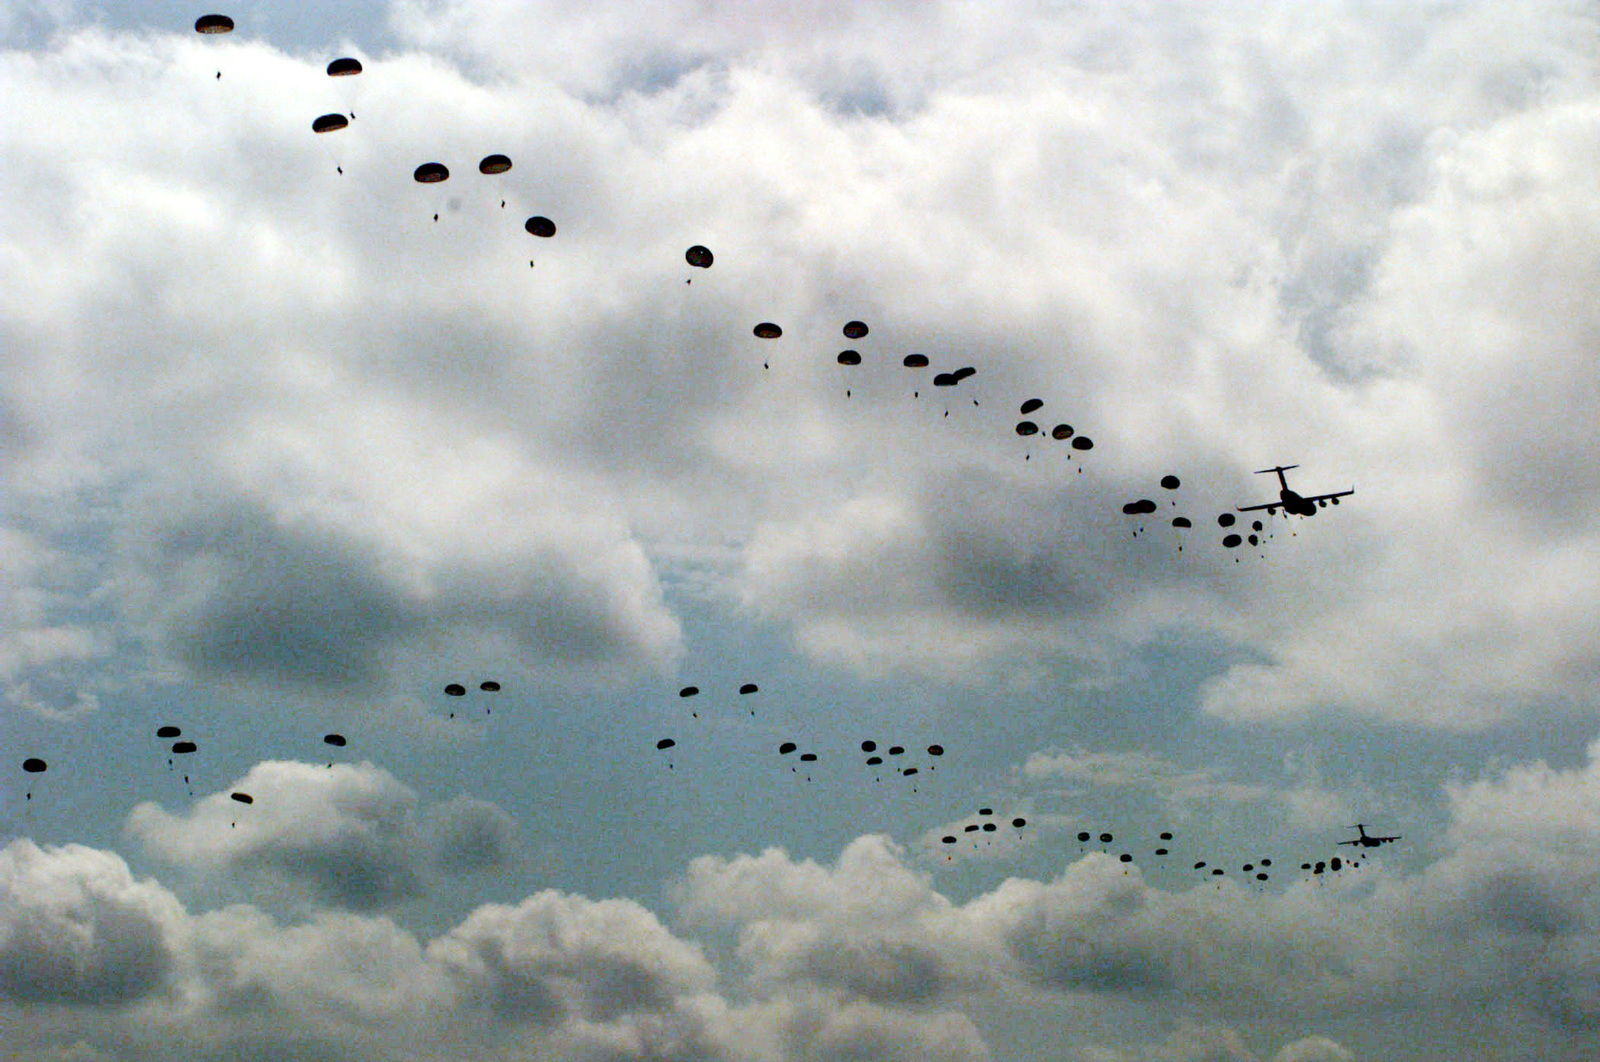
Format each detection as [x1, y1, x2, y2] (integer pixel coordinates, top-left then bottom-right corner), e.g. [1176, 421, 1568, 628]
[126, 761, 518, 910]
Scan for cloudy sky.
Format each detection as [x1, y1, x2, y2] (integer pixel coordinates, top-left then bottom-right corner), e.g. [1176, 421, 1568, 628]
[5, 1, 1600, 1059]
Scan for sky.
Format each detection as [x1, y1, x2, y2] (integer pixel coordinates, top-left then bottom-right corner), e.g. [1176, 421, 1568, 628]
[4, 1, 1600, 1059]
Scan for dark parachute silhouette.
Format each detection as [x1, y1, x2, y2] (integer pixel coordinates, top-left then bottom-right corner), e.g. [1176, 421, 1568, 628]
[1077, 831, 1091, 843]
[172, 741, 197, 754]
[739, 683, 759, 695]
[685, 245, 713, 268]
[156, 725, 181, 739]
[862, 741, 877, 752]
[525, 216, 556, 237]
[1119, 853, 1132, 863]
[927, 744, 943, 756]
[656, 738, 676, 750]
[1012, 817, 1027, 828]
[230, 792, 253, 804]
[480, 681, 500, 692]
[979, 807, 992, 815]
[1155, 847, 1169, 855]
[1172, 517, 1192, 528]
[679, 685, 699, 698]
[324, 734, 346, 747]
[779, 742, 797, 755]
[1195, 861, 1207, 869]
[982, 821, 995, 831]
[414, 163, 449, 183]
[800, 753, 817, 762]
[1122, 499, 1157, 515]
[837, 350, 861, 366]
[479, 154, 512, 174]
[1099, 832, 1113, 843]
[1070, 436, 1093, 451]
[1051, 424, 1073, 440]
[195, 14, 233, 33]
[327, 57, 362, 76]
[965, 824, 979, 832]
[1330, 856, 1343, 871]
[312, 114, 348, 134]
[1015, 421, 1038, 436]
[1217, 513, 1236, 527]
[753, 323, 782, 339]
[951, 367, 976, 382]
[1020, 399, 1044, 415]
[1212, 868, 1225, 876]
[932, 372, 955, 386]
[445, 684, 466, 696]
[23, 758, 46, 773]
[888, 745, 905, 755]
[842, 321, 868, 339]
[902, 354, 929, 369]
[1160, 475, 1181, 490]
[902, 767, 918, 776]
[866, 756, 882, 765]
[1223, 534, 1242, 548]
[1159, 831, 1173, 840]
[943, 836, 957, 844]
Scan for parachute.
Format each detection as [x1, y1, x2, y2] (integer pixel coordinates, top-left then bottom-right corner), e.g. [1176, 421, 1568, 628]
[195, 14, 233, 33]
[156, 725, 181, 738]
[656, 738, 676, 750]
[230, 792, 253, 804]
[679, 686, 699, 698]
[478, 154, 512, 174]
[1160, 475, 1181, 490]
[22, 758, 46, 773]
[685, 245, 713, 268]
[842, 321, 868, 339]
[414, 163, 449, 183]
[752, 323, 782, 339]
[1223, 534, 1242, 548]
[1020, 398, 1043, 415]
[836, 350, 861, 366]
[172, 741, 197, 754]
[1015, 421, 1038, 436]
[779, 742, 797, 755]
[326, 57, 362, 76]
[902, 354, 929, 369]
[1217, 513, 1237, 527]
[524, 216, 556, 237]
[1050, 424, 1073, 440]
[312, 114, 348, 134]
[799, 753, 817, 762]
[1172, 517, 1192, 528]
[324, 734, 347, 747]
[444, 684, 466, 696]
[1012, 817, 1027, 828]
[1070, 436, 1093, 451]
[926, 744, 943, 756]
[861, 740, 877, 752]
[480, 681, 501, 692]
[738, 683, 758, 695]
[1122, 499, 1157, 515]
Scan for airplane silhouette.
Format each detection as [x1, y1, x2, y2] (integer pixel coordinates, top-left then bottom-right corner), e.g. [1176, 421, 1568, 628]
[1238, 465, 1354, 517]
[1339, 823, 1400, 848]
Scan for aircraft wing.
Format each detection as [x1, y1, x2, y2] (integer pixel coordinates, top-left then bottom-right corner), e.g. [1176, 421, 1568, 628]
[1236, 501, 1279, 512]
[1302, 488, 1356, 505]
[1336, 839, 1358, 846]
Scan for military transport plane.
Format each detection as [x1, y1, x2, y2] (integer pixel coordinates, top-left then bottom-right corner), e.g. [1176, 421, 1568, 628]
[1238, 465, 1354, 517]
[1339, 824, 1400, 848]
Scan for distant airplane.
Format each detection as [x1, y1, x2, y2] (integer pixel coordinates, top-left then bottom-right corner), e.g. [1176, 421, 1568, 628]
[1238, 465, 1354, 516]
[1339, 823, 1400, 848]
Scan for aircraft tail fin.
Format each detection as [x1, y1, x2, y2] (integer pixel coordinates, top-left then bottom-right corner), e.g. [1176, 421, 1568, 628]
[1253, 464, 1300, 476]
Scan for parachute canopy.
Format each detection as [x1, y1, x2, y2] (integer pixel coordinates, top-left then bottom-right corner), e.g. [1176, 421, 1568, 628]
[779, 742, 797, 755]
[902, 354, 929, 369]
[753, 323, 782, 339]
[156, 725, 181, 739]
[656, 738, 675, 750]
[861, 741, 877, 752]
[172, 741, 197, 754]
[1122, 499, 1157, 515]
[480, 681, 501, 692]
[1070, 436, 1093, 451]
[932, 373, 956, 387]
[444, 684, 466, 696]
[679, 686, 699, 698]
[1015, 421, 1038, 436]
[326, 57, 362, 76]
[685, 245, 713, 268]
[800, 753, 817, 762]
[1172, 517, 1192, 528]
[842, 321, 868, 339]
[312, 114, 348, 134]
[478, 154, 512, 174]
[1160, 475, 1181, 490]
[1217, 513, 1237, 527]
[1020, 398, 1043, 415]
[414, 163, 449, 183]
[195, 14, 234, 33]
[738, 683, 758, 695]
[22, 758, 46, 773]
[324, 734, 346, 747]
[1223, 534, 1243, 548]
[231, 792, 253, 804]
[1050, 424, 1073, 440]
[524, 216, 556, 237]
[927, 744, 944, 756]
[1012, 817, 1027, 828]
[836, 350, 861, 366]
